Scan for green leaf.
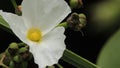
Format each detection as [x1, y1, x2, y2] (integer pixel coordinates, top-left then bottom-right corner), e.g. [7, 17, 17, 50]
[0, 15, 13, 34]
[62, 49, 99, 68]
[97, 29, 120, 68]
[0, 15, 10, 28]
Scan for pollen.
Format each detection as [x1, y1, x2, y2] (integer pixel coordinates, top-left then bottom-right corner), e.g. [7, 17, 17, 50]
[27, 28, 42, 42]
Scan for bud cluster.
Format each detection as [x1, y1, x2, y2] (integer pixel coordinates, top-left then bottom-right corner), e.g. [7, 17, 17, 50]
[67, 12, 87, 31]
[69, 0, 83, 9]
[64, 0, 87, 32]
[0, 42, 33, 68]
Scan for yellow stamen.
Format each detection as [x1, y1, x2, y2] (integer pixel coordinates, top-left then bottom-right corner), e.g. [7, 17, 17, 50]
[27, 27, 42, 42]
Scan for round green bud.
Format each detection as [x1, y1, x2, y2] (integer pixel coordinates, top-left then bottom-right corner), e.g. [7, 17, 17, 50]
[18, 43, 27, 47]
[9, 42, 18, 49]
[67, 13, 87, 31]
[70, 0, 78, 9]
[5, 50, 11, 56]
[79, 13, 86, 19]
[18, 47, 31, 61]
[8, 42, 19, 56]
[18, 47, 28, 54]
[79, 13, 87, 27]
[13, 55, 22, 63]
[70, 0, 83, 9]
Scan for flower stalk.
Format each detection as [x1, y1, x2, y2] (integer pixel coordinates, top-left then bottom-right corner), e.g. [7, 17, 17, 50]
[57, 22, 68, 28]
[0, 54, 9, 68]
[10, 0, 18, 10]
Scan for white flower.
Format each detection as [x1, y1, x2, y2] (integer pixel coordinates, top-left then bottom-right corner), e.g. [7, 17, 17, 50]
[0, 0, 71, 68]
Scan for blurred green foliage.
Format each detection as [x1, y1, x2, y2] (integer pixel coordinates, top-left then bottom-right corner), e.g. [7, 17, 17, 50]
[97, 29, 120, 68]
[91, 0, 120, 33]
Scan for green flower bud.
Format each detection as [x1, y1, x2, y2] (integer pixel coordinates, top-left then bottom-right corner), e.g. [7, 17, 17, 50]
[18, 47, 28, 54]
[18, 47, 30, 60]
[15, 5, 22, 16]
[18, 43, 27, 48]
[70, 0, 78, 9]
[79, 13, 86, 19]
[9, 42, 18, 49]
[13, 55, 22, 63]
[67, 13, 87, 31]
[79, 13, 87, 28]
[70, 0, 83, 9]
[9, 61, 15, 68]
[8, 42, 19, 56]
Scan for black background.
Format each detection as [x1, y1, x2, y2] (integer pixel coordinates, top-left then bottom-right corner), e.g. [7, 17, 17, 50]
[0, 0, 119, 68]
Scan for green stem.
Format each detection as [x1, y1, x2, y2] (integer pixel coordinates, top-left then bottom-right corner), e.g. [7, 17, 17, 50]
[0, 53, 9, 68]
[57, 22, 68, 28]
[47, 66, 55, 68]
[10, 0, 18, 10]
[57, 64, 64, 68]
[62, 49, 99, 68]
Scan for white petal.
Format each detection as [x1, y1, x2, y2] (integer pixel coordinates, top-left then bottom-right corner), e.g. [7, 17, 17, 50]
[0, 10, 28, 43]
[29, 27, 66, 68]
[22, 0, 71, 35]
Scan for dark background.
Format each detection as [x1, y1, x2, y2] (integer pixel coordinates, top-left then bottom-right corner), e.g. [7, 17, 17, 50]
[0, 0, 119, 68]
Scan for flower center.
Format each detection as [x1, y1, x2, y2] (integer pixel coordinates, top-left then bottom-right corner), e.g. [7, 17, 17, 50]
[27, 28, 42, 42]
